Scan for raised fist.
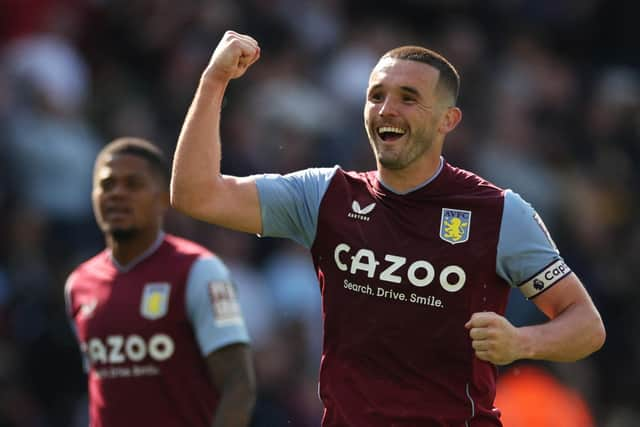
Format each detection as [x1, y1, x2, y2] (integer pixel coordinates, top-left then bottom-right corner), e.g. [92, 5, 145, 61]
[204, 31, 260, 82]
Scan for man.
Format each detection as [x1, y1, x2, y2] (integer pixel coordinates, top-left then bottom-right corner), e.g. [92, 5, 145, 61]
[170, 31, 606, 426]
[65, 137, 256, 427]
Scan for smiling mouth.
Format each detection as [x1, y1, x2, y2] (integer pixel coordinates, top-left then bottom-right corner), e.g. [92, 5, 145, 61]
[377, 126, 406, 142]
[104, 207, 132, 219]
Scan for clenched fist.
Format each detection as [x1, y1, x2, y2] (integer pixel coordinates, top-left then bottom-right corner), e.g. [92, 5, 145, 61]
[465, 311, 526, 365]
[204, 31, 260, 82]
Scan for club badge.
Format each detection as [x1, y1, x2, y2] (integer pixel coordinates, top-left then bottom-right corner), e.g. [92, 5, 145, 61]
[440, 208, 471, 244]
[140, 283, 171, 320]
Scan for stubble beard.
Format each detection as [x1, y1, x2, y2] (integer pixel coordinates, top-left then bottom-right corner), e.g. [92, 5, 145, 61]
[375, 132, 433, 171]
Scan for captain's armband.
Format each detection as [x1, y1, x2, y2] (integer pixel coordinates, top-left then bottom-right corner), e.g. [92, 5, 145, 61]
[518, 260, 571, 299]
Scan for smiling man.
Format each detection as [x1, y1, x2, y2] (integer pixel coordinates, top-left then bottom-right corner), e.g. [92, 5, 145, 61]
[364, 49, 458, 179]
[65, 137, 255, 427]
[170, 31, 605, 426]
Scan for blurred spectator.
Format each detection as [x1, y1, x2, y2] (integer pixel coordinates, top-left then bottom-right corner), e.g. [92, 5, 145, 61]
[263, 241, 323, 363]
[495, 363, 595, 427]
[3, 32, 102, 259]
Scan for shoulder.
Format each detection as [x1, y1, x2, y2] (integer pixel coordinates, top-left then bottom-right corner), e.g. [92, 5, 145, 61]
[329, 168, 378, 190]
[147, 235, 216, 280]
[257, 166, 340, 184]
[446, 162, 504, 192]
[65, 250, 109, 291]
[163, 234, 233, 277]
[442, 162, 505, 199]
[501, 189, 556, 245]
[254, 166, 341, 201]
[162, 234, 213, 259]
[341, 168, 376, 181]
[187, 255, 231, 283]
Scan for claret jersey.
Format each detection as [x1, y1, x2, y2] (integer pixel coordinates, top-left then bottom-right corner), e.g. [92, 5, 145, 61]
[256, 158, 571, 427]
[65, 233, 249, 427]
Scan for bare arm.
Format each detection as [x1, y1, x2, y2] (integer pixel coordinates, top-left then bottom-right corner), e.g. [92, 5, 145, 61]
[466, 273, 605, 365]
[171, 31, 262, 234]
[207, 343, 256, 427]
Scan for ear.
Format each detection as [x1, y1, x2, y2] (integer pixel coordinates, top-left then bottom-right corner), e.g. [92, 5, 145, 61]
[439, 106, 462, 134]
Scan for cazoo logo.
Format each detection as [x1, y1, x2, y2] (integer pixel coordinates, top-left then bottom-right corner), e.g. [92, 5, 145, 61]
[333, 243, 466, 292]
[81, 334, 175, 365]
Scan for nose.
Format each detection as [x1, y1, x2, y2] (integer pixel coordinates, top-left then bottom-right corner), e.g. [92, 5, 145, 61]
[106, 182, 129, 198]
[378, 97, 398, 117]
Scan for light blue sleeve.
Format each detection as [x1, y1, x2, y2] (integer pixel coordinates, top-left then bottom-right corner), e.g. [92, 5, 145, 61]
[497, 190, 572, 299]
[185, 256, 250, 356]
[255, 166, 339, 248]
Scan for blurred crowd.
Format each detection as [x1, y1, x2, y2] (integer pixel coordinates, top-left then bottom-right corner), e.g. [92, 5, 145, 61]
[0, 0, 638, 426]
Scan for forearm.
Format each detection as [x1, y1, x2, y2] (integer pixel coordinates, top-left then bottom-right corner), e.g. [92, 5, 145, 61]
[171, 32, 262, 230]
[516, 301, 605, 362]
[207, 343, 257, 427]
[211, 382, 256, 427]
[171, 74, 227, 215]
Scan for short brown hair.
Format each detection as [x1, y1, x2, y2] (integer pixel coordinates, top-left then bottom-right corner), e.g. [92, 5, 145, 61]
[95, 137, 170, 186]
[382, 46, 460, 104]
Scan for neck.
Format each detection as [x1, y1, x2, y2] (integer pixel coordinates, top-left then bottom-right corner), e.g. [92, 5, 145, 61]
[377, 153, 443, 193]
[107, 229, 161, 266]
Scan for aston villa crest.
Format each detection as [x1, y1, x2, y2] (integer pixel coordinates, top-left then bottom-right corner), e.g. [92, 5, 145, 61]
[140, 283, 171, 320]
[440, 208, 471, 244]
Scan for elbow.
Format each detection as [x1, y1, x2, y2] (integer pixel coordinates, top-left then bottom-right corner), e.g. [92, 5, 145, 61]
[169, 180, 185, 211]
[169, 177, 207, 218]
[591, 315, 606, 354]
[579, 311, 606, 360]
[169, 170, 223, 221]
[169, 181, 190, 214]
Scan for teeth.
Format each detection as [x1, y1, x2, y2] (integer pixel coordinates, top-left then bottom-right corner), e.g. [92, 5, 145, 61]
[378, 126, 405, 135]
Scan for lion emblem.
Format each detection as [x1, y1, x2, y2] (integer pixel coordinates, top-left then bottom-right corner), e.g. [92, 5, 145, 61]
[440, 208, 472, 244]
[444, 218, 468, 241]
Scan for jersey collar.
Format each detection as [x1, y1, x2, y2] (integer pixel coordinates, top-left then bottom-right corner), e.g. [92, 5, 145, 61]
[376, 156, 444, 195]
[110, 231, 166, 272]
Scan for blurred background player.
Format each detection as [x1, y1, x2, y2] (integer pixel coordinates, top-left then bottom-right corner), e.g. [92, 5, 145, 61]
[170, 31, 605, 426]
[65, 137, 256, 427]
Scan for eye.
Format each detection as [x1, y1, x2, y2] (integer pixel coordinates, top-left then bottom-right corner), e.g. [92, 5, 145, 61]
[402, 95, 416, 103]
[100, 178, 114, 191]
[368, 92, 383, 103]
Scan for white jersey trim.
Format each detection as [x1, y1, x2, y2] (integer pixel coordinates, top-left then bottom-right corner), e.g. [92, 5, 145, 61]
[464, 382, 475, 426]
[110, 231, 165, 272]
